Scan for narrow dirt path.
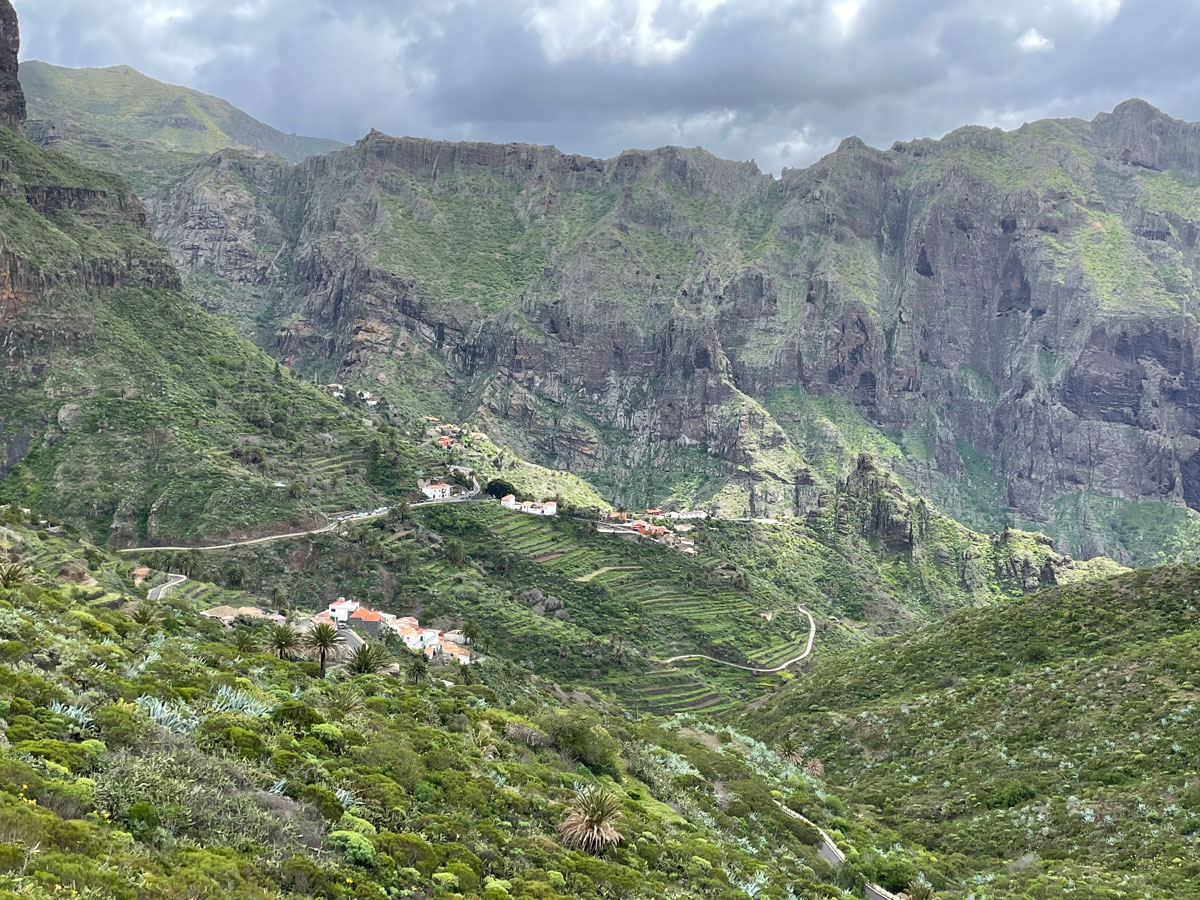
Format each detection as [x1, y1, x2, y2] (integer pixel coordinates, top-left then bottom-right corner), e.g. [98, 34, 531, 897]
[773, 801, 902, 900]
[574, 565, 641, 583]
[117, 522, 340, 553]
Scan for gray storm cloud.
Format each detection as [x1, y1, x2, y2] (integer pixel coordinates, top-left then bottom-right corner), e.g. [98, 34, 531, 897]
[15, 0, 1199, 172]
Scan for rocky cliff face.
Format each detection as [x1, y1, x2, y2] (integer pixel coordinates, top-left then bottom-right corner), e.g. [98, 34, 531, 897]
[0, 0, 24, 134]
[118, 100, 1200, 563]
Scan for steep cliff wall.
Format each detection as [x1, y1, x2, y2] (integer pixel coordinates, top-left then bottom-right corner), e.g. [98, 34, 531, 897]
[119, 100, 1200, 562]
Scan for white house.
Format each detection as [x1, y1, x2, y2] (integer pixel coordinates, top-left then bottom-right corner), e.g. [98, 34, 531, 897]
[422, 483, 453, 500]
[419, 627, 441, 649]
[501, 494, 519, 510]
[519, 500, 557, 516]
[327, 597, 360, 623]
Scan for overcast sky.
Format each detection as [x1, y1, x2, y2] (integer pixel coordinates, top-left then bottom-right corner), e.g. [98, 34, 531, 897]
[16, 0, 1200, 173]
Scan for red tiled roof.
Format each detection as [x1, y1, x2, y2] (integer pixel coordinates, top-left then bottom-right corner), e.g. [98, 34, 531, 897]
[426, 483, 452, 489]
[350, 608, 383, 622]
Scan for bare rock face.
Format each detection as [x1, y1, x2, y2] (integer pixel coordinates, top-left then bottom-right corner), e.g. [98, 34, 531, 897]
[0, 0, 24, 133]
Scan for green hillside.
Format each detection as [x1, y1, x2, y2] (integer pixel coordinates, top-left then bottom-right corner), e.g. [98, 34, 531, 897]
[0, 121, 406, 544]
[752, 563, 1200, 898]
[0, 507, 880, 900]
[144, 460, 1124, 719]
[21, 61, 342, 162]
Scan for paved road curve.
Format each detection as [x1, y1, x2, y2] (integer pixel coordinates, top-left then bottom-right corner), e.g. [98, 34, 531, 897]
[660, 603, 817, 674]
[147, 573, 187, 602]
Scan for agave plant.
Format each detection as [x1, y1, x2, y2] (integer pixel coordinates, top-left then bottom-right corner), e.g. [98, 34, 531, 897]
[210, 684, 274, 717]
[136, 695, 198, 733]
[344, 642, 391, 675]
[557, 785, 623, 854]
[48, 700, 94, 731]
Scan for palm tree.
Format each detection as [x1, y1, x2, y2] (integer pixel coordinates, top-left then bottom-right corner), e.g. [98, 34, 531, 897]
[304, 623, 345, 678]
[804, 758, 826, 780]
[266, 623, 302, 660]
[778, 733, 804, 767]
[405, 652, 429, 685]
[345, 642, 391, 675]
[462, 622, 483, 649]
[558, 785, 623, 854]
[458, 664, 475, 686]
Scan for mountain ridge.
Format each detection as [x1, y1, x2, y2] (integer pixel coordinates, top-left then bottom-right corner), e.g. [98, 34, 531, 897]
[125, 97, 1200, 564]
[22, 60, 1200, 566]
[20, 59, 344, 163]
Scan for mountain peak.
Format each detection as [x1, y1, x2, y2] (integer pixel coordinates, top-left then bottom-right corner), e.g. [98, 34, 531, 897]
[1109, 96, 1164, 121]
[0, 0, 25, 133]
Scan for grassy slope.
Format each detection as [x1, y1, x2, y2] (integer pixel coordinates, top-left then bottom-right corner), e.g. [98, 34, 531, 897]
[0, 508, 865, 900]
[21, 60, 343, 163]
[0, 124, 409, 544]
[752, 563, 1200, 899]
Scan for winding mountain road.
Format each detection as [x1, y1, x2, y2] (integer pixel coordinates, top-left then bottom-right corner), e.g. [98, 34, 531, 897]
[660, 602, 817, 674]
[147, 573, 187, 602]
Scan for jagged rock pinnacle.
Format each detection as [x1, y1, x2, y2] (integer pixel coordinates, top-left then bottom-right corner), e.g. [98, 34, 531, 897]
[0, 0, 26, 133]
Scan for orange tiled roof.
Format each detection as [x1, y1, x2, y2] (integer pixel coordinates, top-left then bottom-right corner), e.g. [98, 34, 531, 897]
[350, 608, 383, 622]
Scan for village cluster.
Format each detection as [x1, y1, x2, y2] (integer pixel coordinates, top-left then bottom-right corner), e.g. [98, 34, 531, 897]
[599, 508, 706, 555]
[200, 597, 472, 664]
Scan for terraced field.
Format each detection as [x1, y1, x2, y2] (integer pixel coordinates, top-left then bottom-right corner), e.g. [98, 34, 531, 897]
[482, 507, 811, 663]
[423, 505, 810, 713]
[598, 667, 738, 715]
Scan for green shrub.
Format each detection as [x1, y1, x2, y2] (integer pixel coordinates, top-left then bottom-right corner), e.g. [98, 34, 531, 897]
[93, 701, 151, 747]
[298, 783, 344, 821]
[376, 832, 440, 876]
[312, 723, 346, 752]
[537, 708, 621, 777]
[271, 700, 325, 730]
[329, 830, 376, 866]
[337, 812, 377, 836]
[127, 800, 160, 841]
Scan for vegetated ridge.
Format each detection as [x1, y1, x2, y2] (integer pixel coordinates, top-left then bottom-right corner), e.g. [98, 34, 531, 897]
[0, 25, 408, 546]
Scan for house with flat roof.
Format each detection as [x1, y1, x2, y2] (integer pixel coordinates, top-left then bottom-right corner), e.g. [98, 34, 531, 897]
[422, 483, 453, 500]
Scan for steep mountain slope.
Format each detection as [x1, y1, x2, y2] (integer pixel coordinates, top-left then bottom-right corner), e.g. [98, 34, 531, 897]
[752, 562, 1200, 898]
[0, 15, 402, 545]
[85, 103, 1200, 566]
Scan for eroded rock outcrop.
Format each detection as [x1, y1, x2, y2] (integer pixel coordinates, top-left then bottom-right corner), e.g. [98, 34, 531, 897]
[0, 0, 24, 133]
